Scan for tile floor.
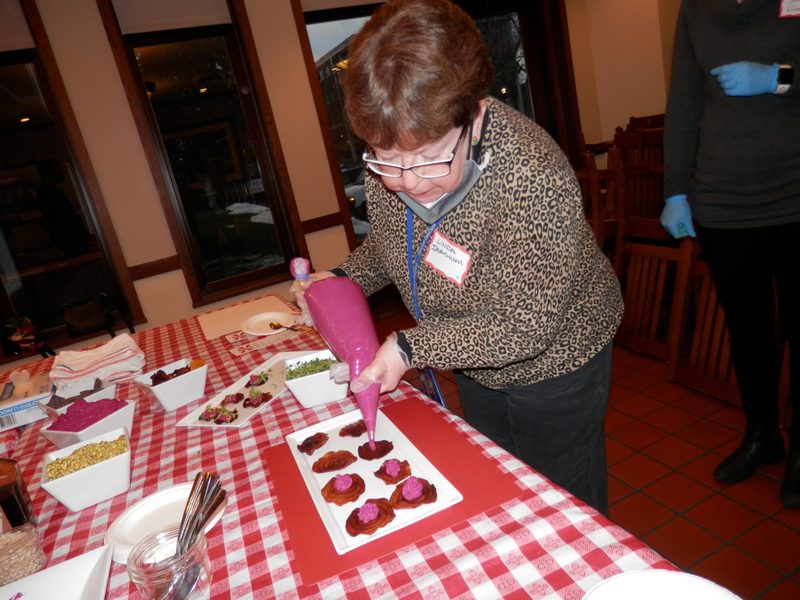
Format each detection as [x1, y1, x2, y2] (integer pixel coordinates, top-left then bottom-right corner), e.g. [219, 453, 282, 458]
[371, 298, 800, 600]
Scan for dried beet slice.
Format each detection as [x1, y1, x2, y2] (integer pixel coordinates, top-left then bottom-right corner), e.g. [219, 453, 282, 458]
[374, 458, 411, 484]
[357, 440, 394, 460]
[297, 432, 329, 456]
[345, 498, 395, 536]
[312, 450, 357, 473]
[389, 476, 437, 509]
[338, 419, 367, 438]
[321, 473, 365, 506]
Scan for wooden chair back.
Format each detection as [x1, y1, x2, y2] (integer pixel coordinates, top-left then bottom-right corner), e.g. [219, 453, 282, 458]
[672, 257, 741, 403]
[612, 128, 664, 167]
[615, 238, 692, 361]
[616, 113, 665, 133]
[574, 151, 620, 267]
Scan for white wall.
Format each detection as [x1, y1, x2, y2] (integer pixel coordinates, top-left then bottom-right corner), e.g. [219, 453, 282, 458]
[566, 0, 679, 143]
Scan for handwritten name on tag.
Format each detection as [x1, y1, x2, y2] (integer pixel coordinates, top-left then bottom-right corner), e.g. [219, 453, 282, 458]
[423, 231, 472, 286]
[780, 0, 800, 17]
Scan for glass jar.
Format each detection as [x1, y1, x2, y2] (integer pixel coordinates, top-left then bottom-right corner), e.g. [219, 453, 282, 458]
[127, 524, 211, 600]
[0, 523, 48, 585]
[0, 458, 34, 527]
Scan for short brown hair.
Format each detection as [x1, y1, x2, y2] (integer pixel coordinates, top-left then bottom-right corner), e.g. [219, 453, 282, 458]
[341, 0, 493, 150]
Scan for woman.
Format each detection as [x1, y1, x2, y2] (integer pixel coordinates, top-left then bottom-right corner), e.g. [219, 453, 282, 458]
[660, 0, 800, 506]
[300, 0, 622, 514]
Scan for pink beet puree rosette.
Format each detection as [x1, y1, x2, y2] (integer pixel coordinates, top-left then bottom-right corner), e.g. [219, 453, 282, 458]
[304, 277, 381, 448]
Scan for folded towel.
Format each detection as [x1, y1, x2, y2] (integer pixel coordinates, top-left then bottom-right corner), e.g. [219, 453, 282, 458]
[50, 333, 145, 395]
[51, 333, 142, 373]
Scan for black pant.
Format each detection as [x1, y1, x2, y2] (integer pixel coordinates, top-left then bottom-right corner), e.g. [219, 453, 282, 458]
[697, 222, 800, 433]
[456, 343, 612, 515]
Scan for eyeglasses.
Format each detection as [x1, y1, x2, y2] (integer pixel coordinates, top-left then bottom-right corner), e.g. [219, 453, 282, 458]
[362, 126, 467, 179]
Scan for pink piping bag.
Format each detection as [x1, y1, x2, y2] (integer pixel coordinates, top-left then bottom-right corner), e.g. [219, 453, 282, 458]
[304, 277, 380, 448]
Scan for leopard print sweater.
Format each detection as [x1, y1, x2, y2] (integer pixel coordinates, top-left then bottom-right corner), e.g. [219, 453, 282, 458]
[338, 98, 623, 389]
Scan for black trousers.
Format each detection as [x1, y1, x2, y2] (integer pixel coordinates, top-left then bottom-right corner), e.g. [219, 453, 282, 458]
[697, 221, 800, 433]
[456, 343, 612, 515]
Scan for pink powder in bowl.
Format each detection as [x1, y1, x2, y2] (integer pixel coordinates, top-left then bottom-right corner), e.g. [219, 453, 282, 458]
[49, 398, 127, 432]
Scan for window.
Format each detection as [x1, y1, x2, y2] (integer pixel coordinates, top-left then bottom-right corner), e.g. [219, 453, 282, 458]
[125, 26, 297, 300]
[0, 50, 131, 359]
[304, 1, 541, 241]
[306, 11, 371, 242]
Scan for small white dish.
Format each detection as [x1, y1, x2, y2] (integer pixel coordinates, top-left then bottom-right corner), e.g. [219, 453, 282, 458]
[0, 544, 113, 600]
[40, 398, 134, 449]
[241, 311, 296, 336]
[583, 569, 742, 599]
[134, 358, 208, 412]
[104, 482, 226, 564]
[284, 350, 348, 409]
[38, 382, 117, 419]
[41, 428, 131, 512]
[176, 351, 311, 429]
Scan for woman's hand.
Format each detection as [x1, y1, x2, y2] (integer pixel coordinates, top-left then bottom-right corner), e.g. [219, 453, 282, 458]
[291, 270, 336, 325]
[350, 333, 410, 394]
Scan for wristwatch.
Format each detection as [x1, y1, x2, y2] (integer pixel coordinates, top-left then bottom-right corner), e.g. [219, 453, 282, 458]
[774, 64, 793, 95]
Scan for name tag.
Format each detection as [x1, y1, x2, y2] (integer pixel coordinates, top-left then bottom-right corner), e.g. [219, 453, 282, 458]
[423, 231, 472, 286]
[780, 0, 800, 17]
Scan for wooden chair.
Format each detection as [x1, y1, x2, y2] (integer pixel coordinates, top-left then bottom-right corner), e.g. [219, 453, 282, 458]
[608, 145, 664, 222]
[617, 113, 665, 133]
[574, 150, 610, 246]
[606, 143, 666, 271]
[612, 127, 664, 168]
[671, 257, 741, 402]
[615, 237, 692, 361]
[672, 254, 792, 428]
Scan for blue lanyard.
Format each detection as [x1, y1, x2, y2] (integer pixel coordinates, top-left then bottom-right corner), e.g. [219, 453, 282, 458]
[406, 208, 443, 320]
[405, 208, 447, 407]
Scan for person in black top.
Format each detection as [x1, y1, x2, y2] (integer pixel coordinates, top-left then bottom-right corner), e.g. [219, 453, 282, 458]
[660, 0, 800, 507]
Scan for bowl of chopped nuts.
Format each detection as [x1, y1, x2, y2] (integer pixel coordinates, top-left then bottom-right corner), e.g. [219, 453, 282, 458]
[284, 350, 349, 409]
[40, 428, 131, 512]
[134, 358, 208, 412]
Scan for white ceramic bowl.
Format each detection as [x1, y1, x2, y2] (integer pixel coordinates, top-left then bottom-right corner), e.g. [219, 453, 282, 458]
[134, 359, 208, 412]
[41, 428, 131, 512]
[40, 398, 134, 449]
[38, 383, 118, 419]
[284, 350, 348, 409]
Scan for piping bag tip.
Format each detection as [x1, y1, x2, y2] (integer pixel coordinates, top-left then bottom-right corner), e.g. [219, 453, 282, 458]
[356, 382, 380, 451]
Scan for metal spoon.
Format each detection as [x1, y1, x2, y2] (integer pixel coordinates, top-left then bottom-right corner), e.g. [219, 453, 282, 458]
[176, 472, 207, 556]
[269, 321, 301, 332]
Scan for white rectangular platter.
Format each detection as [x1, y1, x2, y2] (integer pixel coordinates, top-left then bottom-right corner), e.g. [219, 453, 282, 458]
[286, 409, 462, 554]
[177, 351, 312, 429]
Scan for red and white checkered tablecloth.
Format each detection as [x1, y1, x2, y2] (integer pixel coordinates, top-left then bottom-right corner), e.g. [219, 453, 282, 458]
[8, 295, 673, 598]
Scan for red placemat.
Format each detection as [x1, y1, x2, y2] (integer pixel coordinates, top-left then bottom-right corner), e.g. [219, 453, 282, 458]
[263, 396, 524, 585]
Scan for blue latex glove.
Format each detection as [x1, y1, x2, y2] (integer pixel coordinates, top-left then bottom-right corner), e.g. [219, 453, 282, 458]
[660, 194, 696, 239]
[710, 62, 778, 96]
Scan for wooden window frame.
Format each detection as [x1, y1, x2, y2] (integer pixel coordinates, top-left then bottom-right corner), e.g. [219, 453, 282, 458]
[16, 0, 145, 331]
[96, 0, 308, 307]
